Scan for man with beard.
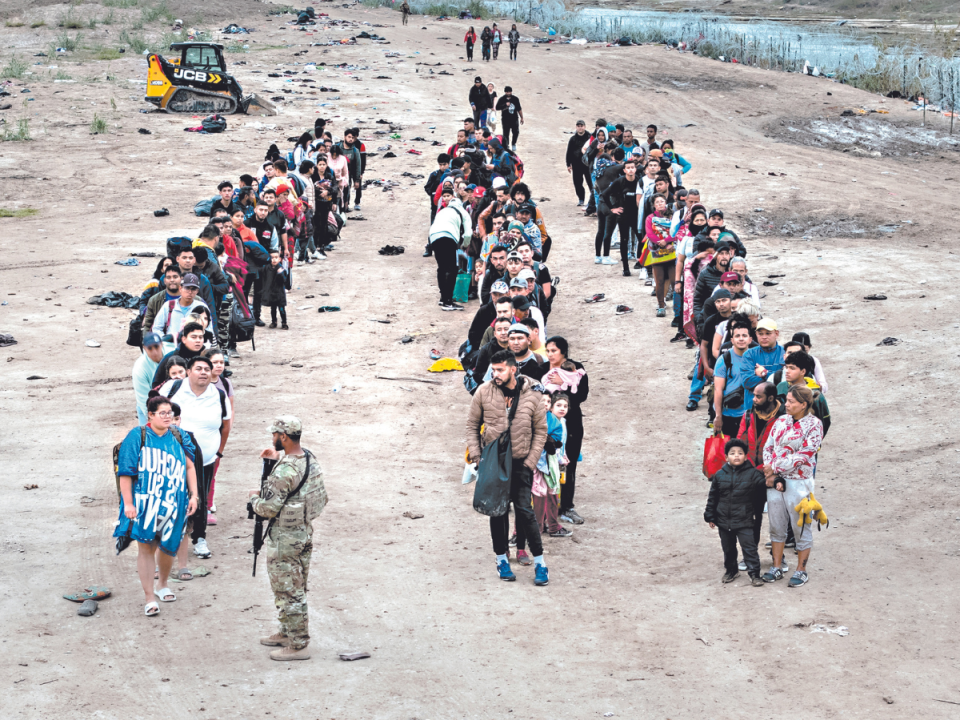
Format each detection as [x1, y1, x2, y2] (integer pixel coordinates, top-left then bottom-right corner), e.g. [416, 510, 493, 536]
[249, 416, 328, 660]
[480, 245, 509, 303]
[467, 280, 509, 351]
[693, 240, 735, 323]
[507, 322, 545, 380]
[471, 316, 513, 388]
[465, 350, 549, 585]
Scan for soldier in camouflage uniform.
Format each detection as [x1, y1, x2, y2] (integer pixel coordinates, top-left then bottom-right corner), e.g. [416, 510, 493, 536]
[248, 416, 327, 661]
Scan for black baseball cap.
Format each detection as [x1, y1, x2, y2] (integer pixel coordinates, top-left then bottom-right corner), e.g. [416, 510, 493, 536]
[708, 208, 724, 219]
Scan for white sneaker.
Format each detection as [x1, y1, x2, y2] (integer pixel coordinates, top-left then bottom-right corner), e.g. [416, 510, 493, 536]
[601, 257, 615, 265]
[639, 268, 649, 279]
[354, 204, 361, 211]
[193, 538, 211, 558]
[594, 256, 602, 264]
[210, 503, 216, 513]
[738, 560, 747, 572]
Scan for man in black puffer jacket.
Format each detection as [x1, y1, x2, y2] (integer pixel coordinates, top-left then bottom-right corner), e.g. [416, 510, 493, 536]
[692, 240, 735, 324]
[703, 438, 768, 584]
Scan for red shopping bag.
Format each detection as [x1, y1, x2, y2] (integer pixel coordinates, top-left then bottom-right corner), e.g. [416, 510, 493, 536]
[702, 434, 726, 478]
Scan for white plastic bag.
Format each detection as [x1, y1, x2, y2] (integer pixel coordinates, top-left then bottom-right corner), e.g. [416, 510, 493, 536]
[461, 462, 478, 485]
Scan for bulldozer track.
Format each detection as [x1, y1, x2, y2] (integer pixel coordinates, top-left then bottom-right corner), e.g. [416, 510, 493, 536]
[166, 87, 237, 115]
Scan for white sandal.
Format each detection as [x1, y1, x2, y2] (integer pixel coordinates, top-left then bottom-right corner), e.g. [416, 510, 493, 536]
[145, 601, 160, 617]
[154, 587, 176, 603]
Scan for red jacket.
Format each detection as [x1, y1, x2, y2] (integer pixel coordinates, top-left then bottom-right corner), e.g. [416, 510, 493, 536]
[737, 404, 786, 469]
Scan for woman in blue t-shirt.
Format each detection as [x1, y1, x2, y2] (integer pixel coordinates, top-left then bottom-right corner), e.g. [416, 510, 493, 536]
[115, 395, 198, 617]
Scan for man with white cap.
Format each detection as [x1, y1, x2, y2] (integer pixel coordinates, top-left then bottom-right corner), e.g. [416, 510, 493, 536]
[249, 415, 328, 661]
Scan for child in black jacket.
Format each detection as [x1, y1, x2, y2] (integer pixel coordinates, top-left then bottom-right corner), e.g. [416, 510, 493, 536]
[262, 251, 288, 329]
[704, 438, 768, 585]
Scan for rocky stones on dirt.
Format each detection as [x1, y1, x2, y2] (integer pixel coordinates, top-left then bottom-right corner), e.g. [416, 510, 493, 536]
[402, 511, 424, 519]
[864, 294, 887, 300]
[77, 600, 98, 617]
[877, 337, 900, 346]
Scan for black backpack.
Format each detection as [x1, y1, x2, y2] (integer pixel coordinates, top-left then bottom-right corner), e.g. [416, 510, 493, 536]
[126, 313, 144, 347]
[201, 114, 227, 134]
[113, 425, 185, 501]
[228, 282, 256, 349]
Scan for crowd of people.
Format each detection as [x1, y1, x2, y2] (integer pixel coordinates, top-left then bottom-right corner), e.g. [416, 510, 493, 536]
[566, 117, 834, 588]
[120, 117, 354, 631]
[447, 106, 833, 589]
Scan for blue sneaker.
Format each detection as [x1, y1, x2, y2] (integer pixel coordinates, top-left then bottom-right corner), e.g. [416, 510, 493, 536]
[497, 559, 516, 582]
[534, 565, 549, 586]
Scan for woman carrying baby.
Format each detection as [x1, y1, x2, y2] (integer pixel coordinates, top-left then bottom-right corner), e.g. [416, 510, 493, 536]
[541, 337, 589, 525]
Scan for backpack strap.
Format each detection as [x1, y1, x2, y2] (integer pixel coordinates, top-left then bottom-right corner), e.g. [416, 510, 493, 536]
[161, 299, 178, 333]
[165, 378, 184, 398]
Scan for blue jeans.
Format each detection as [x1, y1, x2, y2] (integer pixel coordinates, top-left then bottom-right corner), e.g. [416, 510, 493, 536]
[689, 357, 705, 402]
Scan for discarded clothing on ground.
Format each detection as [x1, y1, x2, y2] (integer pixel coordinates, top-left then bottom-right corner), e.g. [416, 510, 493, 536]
[86, 291, 139, 309]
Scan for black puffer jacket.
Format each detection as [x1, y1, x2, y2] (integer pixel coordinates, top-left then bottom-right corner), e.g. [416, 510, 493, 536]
[703, 461, 767, 530]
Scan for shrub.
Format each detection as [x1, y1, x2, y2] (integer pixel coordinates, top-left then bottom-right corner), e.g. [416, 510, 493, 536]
[0, 208, 40, 218]
[1, 119, 31, 142]
[5, 19, 26, 28]
[1, 56, 28, 79]
[56, 30, 83, 51]
[120, 29, 148, 54]
[30, 20, 46, 29]
[91, 114, 107, 134]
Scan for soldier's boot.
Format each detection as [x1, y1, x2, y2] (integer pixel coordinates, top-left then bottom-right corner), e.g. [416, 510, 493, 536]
[260, 633, 290, 647]
[270, 645, 311, 661]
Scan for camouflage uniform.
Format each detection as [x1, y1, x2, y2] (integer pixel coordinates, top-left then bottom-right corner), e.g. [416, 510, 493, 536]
[250, 419, 327, 651]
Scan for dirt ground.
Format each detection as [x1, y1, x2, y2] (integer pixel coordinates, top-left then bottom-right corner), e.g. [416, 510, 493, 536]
[2, 1, 960, 718]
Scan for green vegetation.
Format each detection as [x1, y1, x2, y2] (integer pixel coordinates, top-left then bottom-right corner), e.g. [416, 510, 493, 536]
[91, 114, 107, 134]
[30, 20, 46, 29]
[5, 19, 26, 28]
[1, 56, 28, 80]
[0, 208, 40, 218]
[225, 41, 248, 54]
[102, 10, 116, 25]
[94, 47, 123, 60]
[102, 0, 140, 7]
[58, 7, 86, 29]
[120, 29, 148, 54]
[141, 1, 174, 24]
[55, 69, 73, 80]
[1, 119, 31, 142]
[56, 30, 84, 51]
[267, 5, 298, 15]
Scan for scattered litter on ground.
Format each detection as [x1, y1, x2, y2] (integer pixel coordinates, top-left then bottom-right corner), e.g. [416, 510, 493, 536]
[864, 294, 887, 301]
[401, 336, 414, 344]
[87, 291, 138, 308]
[377, 374, 441, 385]
[378, 245, 404, 255]
[402, 511, 424, 519]
[138, 128, 152, 135]
[0, 334, 17, 347]
[26, 375, 46, 380]
[153, 208, 169, 217]
[584, 293, 607, 303]
[877, 337, 900, 346]
[63, 586, 111, 603]
[317, 306, 340, 313]
[24, 483, 38, 490]
[339, 651, 371, 661]
[810, 624, 849, 636]
[115, 258, 140, 266]
[77, 600, 98, 617]
[85, 340, 101, 348]
[428, 357, 463, 372]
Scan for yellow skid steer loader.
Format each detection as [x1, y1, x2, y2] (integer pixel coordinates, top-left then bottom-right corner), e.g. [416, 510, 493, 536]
[145, 42, 275, 115]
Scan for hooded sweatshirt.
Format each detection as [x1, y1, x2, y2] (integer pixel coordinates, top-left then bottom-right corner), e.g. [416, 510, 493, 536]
[428, 197, 473, 248]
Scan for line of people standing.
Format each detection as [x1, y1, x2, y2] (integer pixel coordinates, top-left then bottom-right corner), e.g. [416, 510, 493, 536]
[464, 24, 521, 62]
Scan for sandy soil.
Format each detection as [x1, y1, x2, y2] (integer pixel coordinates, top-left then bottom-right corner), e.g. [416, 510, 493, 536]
[2, 1, 960, 718]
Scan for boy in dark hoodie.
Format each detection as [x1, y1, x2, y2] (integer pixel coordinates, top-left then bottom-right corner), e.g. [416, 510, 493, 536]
[704, 438, 768, 585]
[262, 251, 289, 329]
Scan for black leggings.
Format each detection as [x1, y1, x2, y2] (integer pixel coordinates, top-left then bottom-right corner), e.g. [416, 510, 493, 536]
[509, 44, 518, 60]
[270, 305, 287, 324]
[354, 185, 362, 206]
[243, 272, 264, 320]
[432, 236, 459, 304]
[466, 42, 474, 61]
[595, 212, 612, 256]
[191, 462, 212, 542]
[559, 430, 583, 513]
[491, 461, 542, 557]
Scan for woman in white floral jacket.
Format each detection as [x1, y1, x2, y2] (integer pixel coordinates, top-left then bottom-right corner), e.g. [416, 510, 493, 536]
[761, 384, 823, 587]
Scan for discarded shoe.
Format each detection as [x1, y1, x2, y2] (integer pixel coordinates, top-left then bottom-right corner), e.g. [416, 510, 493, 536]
[378, 244, 405, 255]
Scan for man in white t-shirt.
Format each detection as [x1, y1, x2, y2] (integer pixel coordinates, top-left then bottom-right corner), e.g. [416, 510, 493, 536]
[160, 355, 231, 559]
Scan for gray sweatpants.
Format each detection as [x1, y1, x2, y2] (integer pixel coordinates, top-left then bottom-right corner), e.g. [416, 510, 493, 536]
[767, 488, 813, 551]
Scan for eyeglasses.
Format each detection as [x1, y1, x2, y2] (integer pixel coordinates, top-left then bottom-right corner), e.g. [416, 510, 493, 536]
[152, 411, 174, 418]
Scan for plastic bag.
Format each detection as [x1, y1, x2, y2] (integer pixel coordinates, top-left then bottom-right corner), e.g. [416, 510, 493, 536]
[462, 462, 478, 485]
[702, 434, 726, 478]
[473, 431, 512, 516]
